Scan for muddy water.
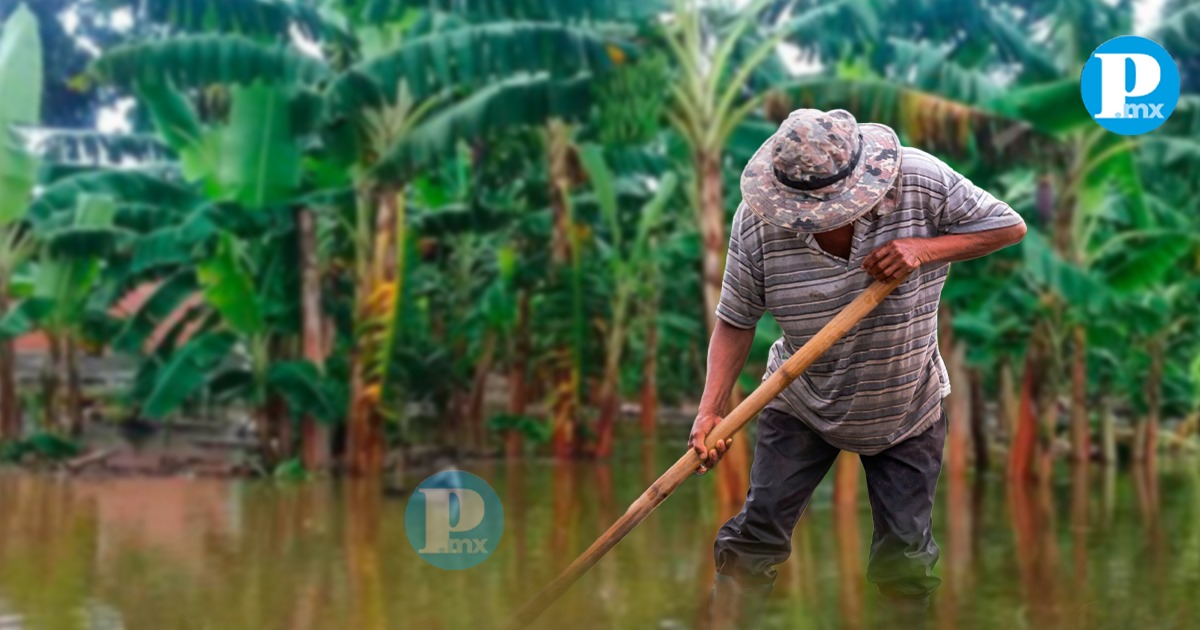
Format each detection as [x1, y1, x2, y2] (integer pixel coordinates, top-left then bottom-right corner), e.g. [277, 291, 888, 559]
[0, 442, 1198, 629]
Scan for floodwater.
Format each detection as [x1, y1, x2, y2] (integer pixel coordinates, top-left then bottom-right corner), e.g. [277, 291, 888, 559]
[1, 436, 1198, 629]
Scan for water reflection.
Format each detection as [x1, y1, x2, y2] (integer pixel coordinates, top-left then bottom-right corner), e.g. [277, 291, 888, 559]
[0, 445, 1199, 629]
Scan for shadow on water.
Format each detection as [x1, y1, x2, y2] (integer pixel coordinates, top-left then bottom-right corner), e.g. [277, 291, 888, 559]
[2, 435, 1200, 629]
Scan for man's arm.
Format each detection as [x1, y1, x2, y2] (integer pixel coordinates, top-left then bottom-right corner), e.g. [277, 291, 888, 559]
[688, 319, 756, 474]
[861, 223, 1027, 282]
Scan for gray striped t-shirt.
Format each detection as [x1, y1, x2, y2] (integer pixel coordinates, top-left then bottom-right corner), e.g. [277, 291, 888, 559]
[717, 147, 1024, 454]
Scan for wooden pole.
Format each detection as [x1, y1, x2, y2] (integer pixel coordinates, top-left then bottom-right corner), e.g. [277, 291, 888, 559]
[504, 275, 908, 628]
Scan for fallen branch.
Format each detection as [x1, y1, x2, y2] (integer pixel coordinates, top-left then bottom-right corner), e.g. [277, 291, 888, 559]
[64, 448, 118, 472]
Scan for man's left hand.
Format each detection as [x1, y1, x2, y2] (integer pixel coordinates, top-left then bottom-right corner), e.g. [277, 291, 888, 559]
[862, 238, 926, 281]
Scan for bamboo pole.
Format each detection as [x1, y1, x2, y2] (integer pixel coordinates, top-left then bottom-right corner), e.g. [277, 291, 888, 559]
[504, 275, 908, 628]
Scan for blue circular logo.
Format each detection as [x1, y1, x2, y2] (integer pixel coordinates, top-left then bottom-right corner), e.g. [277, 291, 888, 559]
[1081, 35, 1180, 135]
[405, 470, 503, 570]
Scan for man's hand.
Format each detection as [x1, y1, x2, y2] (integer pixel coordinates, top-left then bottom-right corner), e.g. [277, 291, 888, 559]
[862, 238, 926, 281]
[689, 412, 733, 475]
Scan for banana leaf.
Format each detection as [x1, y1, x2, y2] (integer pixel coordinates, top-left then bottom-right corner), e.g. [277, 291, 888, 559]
[19, 128, 175, 166]
[92, 34, 331, 91]
[372, 73, 593, 180]
[349, 0, 668, 22]
[30, 170, 203, 228]
[0, 297, 54, 340]
[329, 23, 623, 113]
[1105, 236, 1194, 294]
[0, 5, 42, 226]
[98, 0, 356, 50]
[217, 83, 302, 208]
[196, 234, 264, 336]
[1021, 227, 1108, 313]
[772, 77, 1051, 164]
[113, 270, 200, 354]
[268, 360, 343, 423]
[143, 330, 238, 418]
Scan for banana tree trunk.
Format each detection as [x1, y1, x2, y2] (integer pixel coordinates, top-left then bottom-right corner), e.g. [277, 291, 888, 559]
[939, 306, 968, 485]
[467, 331, 497, 454]
[1100, 397, 1117, 465]
[65, 337, 82, 438]
[547, 120, 578, 460]
[506, 291, 530, 459]
[255, 394, 287, 468]
[0, 337, 15, 441]
[41, 335, 59, 433]
[297, 208, 330, 471]
[999, 357, 1018, 442]
[1008, 350, 1040, 481]
[1131, 419, 1147, 464]
[696, 148, 751, 500]
[347, 187, 402, 476]
[594, 308, 627, 459]
[1144, 338, 1163, 469]
[639, 311, 658, 438]
[1070, 325, 1090, 463]
[0, 271, 18, 441]
[832, 451, 864, 629]
[968, 367, 989, 474]
[697, 150, 725, 335]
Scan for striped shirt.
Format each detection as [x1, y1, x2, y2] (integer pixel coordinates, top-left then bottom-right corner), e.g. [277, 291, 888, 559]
[717, 147, 1024, 454]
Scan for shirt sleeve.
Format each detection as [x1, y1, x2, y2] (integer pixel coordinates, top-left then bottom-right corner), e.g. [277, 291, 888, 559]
[715, 204, 765, 329]
[935, 162, 1025, 235]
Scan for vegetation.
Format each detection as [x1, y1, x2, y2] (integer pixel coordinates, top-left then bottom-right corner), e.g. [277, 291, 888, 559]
[0, 0, 1196, 489]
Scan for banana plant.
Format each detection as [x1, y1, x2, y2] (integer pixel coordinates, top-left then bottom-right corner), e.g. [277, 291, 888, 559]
[579, 144, 678, 458]
[86, 1, 638, 473]
[135, 233, 342, 466]
[1, 194, 124, 436]
[0, 4, 41, 442]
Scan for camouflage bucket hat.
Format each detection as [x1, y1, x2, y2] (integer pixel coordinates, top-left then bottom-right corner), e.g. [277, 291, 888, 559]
[741, 108, 901, 233]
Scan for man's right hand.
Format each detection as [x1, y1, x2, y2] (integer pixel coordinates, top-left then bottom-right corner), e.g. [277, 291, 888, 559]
[689, 412, 733, 475]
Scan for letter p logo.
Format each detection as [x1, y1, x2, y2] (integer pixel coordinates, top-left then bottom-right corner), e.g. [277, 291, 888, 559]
[1081, 36, 1179, 135]
[417, 487, 486, 553]
[1092, 53, 1160, 119]
[405, 470, 504, 570]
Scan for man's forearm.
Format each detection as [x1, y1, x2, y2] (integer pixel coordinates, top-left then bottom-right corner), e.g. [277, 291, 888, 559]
[918, 223, 1027, 264]
[697, 319, 757, 416]
[862, 223, 1026, 282]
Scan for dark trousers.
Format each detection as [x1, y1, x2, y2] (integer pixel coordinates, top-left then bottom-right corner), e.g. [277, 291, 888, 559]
[713, 406, 945, 601]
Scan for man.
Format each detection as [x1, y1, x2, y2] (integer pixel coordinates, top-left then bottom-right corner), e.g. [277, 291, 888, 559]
[690, 109, 1025, 627]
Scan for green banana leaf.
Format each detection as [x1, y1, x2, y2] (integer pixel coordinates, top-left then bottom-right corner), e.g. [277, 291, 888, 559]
[98, 0, 356, 49]
[30, 170, 203, 228]
[217, 83, 302, 208]
[355, 0, 668, 22]
[268, 360, 343, 424]
[143, 330, 238, 418]
[196, 234, 264, 336]
[23, 128, 175, 167]
[372, 73, 593, 180]
[0, 4, 42, 226]
[1105, 236, 1194, 294]
[994, 80, 1091, 136]
[0, 296, 54, 340]
[329, 22, 623, 113]
[92, 34, 331, 91]
[772, 77, 1049, 164]
[1022, 227, 1109, 313]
